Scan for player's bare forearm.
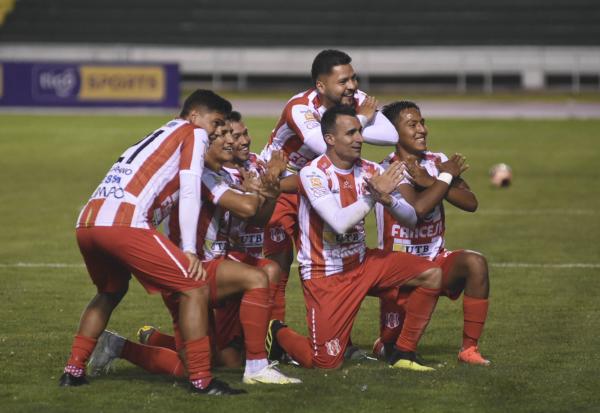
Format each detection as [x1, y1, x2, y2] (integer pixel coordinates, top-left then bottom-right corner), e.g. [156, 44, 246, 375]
[402, 181, 449, 219]
[219, 191, 261, 219]
[249, 197, 277, 227]
[280, 175, 299, 193]
[445, 178, 478, 212]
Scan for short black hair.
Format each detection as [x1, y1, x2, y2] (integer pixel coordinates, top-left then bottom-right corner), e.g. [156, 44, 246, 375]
[321, 105, 357, 137]
[381, 100, 421, 125]
[226, 110, 242, 123]
[179, 89, 232, 118]
[311, 49, 352, 83]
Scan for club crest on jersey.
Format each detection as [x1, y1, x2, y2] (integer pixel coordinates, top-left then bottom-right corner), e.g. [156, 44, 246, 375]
[325, 338, 342, 357]
[270, 227, 286, 243]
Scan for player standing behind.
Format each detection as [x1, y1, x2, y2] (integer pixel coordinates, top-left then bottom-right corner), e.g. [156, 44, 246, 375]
[266, 106, 448, 371]
[260, 49, 399, 321]
[60, 90, 246, 395]
[373, 101, 491, 366]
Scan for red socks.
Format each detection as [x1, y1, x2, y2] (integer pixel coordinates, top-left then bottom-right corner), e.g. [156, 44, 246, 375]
[240, 288, 271, 360]
[271, 272, 288, 321]
[66, 334, 97, 371]
[121, 340, 185, 377]
[277, 327, 313, 368]
[145, 329, 177, 350]
[378, 289, 407, 344]
[462, 296, 489, 348]
[185, 336, 212, 387]
[395, 287, 440, 352]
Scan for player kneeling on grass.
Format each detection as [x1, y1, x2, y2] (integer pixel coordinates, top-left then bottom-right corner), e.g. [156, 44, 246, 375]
[372, 101, 491, 366]
[60, 90, 246, 395]
[266, 105, 446, 372]
[88, 120, 300, 385]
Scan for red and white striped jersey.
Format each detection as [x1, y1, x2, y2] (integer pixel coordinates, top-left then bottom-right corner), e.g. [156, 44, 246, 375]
[77, 118, 207, 229]
[223, 153, 266, 258]
[376, 151, 448, 260]
[260, 88, 367, 176]
[297, 154, 382, 280]
[168, 168, 234, 261]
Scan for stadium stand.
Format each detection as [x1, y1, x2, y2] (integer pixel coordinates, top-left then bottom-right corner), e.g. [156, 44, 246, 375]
[0, 0, 599, 46]
[0, 0, 598, 92]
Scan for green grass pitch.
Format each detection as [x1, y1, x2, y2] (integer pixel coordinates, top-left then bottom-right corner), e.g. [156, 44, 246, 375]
[1, 114, 599, 412]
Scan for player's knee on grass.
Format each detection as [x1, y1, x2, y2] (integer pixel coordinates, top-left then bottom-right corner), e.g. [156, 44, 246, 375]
[263, 261, 282, 284]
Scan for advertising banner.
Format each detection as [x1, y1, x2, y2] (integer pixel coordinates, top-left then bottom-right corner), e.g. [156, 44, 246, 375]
[0, 62, 179, 107]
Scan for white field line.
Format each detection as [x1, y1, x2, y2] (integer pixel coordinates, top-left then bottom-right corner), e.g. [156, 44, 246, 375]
[3, 262, 599, 269]
[446, 209, 596, 216]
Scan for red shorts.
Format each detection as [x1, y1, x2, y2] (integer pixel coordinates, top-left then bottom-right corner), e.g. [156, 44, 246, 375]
[374, 249, 466, 332]
[434, 249, 465, 300]
[162, 251, 274, 351]
[76, 226, 206, 295]
[263, 192, 297, 257]
[302, 248, 437, 369]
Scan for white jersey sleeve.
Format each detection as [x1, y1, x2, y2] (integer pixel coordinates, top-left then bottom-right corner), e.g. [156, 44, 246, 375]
[202, 169, 231, 204]
[386, 191, 417, 228]
[299, 166, 374, 234]
[290, 104, 327, 155]
[362, 111, 399, 146]
[178, 128, 208, 253]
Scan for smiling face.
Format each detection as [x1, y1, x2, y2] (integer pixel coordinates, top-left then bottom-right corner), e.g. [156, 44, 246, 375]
[324, 114, 364, 169]
[316, 64, 358, 108]
[230, 119, 251, 163]
[206, 121, 234, 166]
[395, 108, 428, 156]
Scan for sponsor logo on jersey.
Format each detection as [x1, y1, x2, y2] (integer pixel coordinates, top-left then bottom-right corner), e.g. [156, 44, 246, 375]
[204, 239, 227, 254]
[305, 121, 320, 129]
[93, 185, 125, 199]
[238, 232, 263, 247]
[307, 175, 328, 198]
[323, 231, 364, 245]
[391, 221, 443, 240]
[325, 338, 342, 357]
[289, 151, 309, 168]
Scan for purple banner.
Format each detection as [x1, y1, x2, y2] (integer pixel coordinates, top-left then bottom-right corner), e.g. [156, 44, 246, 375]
[0, 62, 179, 107]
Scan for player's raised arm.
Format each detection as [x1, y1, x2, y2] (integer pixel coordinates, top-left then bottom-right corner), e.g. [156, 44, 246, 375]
[366, 162, 418, 228]
[438, 155, 478, 212]
[299, 167, 374, 234]
[357, 93, 399, 146]
[289, 104, 328, 155]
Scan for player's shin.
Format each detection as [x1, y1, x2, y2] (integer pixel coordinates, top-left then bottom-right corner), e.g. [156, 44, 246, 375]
[65, 334, 97, 374]
[394, 287, 440, 353]
[185, 336, 213, 388]
[121, 340, 185, 377]
[271, 272, 289, 321]
[240, 287, 271, 373]
[462, 295, 489, 349]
